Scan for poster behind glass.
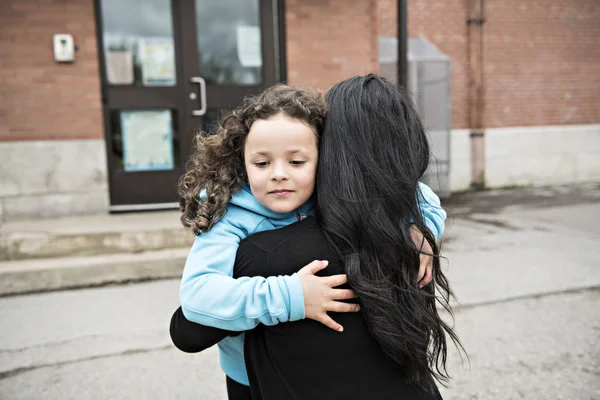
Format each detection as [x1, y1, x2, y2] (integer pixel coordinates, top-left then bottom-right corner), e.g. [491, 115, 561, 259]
[121, 110, 174, 172]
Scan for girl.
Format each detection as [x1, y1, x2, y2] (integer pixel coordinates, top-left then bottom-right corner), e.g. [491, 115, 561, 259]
[177, 84, 447, 398]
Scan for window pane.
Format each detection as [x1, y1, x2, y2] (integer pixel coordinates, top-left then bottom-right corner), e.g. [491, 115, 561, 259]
[100, 0, 176, 86]
[109, 109, 180, 171]
[194, 0, 263, 85]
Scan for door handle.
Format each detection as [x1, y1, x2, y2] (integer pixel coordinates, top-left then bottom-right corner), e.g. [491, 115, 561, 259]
[190, 77, 207, 116]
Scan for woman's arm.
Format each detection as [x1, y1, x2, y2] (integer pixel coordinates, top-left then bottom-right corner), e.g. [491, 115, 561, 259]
[170, 307, 232, 353]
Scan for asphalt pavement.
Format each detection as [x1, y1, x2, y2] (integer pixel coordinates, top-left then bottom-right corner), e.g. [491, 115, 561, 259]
[0, 183, 599, 399]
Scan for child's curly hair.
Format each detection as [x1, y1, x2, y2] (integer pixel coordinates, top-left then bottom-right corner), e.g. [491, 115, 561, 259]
[178, 84, 326, 235]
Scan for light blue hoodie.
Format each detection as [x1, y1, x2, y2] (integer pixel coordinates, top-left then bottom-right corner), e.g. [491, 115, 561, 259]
[180, 182, 446, 385]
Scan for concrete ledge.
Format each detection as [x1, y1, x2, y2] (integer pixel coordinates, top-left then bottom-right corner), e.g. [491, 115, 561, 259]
[0, 248, 188, 296]
[0, 210, 192, 261]
[0, 191, 109, 222]
[0, 227, 192, 261]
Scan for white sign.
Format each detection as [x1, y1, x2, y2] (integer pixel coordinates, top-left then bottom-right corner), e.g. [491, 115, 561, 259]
[105, 51, 134, 85]
[236, 26, 262, 67]
[138, 38, 176, 86]
[53, 33, 75, 63]
[121, 110, 174, 172]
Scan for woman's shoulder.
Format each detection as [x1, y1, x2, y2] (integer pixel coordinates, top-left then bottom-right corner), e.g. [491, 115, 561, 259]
[234, 217, 334, 278]
[242, 216, 322, 251]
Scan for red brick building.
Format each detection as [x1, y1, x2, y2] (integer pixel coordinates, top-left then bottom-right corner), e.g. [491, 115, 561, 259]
[1, 0, 599, 220]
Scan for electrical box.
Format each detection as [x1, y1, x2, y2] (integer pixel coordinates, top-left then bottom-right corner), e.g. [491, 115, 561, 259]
[53, 34, 75, 63]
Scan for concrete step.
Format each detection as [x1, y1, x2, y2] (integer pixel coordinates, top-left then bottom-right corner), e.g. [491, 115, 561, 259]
[0, 247, 188, 296]
[0, 211, 193, 261]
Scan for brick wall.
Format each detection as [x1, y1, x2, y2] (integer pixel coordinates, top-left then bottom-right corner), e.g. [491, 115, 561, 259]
[484, 1, 600, 127]
[3, 1, 597, 142]
[377, 0, 600, 129]
[285, 0, 380, 91]
[0, 0, 103, 141]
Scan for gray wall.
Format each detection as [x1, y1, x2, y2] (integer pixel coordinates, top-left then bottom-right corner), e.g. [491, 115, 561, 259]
[0, 139, 109, 222]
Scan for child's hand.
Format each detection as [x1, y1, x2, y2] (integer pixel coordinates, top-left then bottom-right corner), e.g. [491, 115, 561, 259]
[298, 260, 359, 332]
[409, 225, 434, 289]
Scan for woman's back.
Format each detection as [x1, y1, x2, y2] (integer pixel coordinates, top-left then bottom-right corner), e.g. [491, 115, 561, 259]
[234, 217, 442, 400]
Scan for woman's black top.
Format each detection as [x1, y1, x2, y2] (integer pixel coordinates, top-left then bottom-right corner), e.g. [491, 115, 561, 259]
[171, 216, 442, 400]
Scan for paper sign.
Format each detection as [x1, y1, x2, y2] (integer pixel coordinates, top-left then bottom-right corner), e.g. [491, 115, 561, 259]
[105, 51, 134, 85]
[236, 26, 262, 67]
[121, 110, 174, 172]
[138, 38, 176, 86]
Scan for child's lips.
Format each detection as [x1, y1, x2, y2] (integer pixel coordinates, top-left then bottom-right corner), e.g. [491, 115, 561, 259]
[269, 189, 293, 196]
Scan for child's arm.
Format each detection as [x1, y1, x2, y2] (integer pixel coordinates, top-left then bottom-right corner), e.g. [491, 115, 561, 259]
[417, 182, 447, 240]
[179, 210, 357, 332]
[179, 213, 304, 331]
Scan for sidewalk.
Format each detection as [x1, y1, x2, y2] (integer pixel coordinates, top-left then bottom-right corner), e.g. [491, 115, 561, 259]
[1, 182, 599, 297]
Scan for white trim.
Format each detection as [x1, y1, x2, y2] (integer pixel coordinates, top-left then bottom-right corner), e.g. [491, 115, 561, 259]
[484, 123, 599, 135]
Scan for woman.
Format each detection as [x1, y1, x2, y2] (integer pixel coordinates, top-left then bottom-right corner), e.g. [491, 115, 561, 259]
[171, 75, 461, 399]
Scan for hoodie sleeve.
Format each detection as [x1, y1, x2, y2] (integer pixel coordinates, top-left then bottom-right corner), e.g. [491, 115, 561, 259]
[417, 182, 447, 240]
[170, 306, 232, 353]
[179, 210, 305, 331]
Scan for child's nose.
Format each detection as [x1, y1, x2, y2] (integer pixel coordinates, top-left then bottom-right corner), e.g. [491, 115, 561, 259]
[270, 163, 289, 181]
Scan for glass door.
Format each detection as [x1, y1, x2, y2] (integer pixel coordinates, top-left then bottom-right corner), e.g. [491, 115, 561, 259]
[180, 0, 278, 133]
[96, 0, 279, 210]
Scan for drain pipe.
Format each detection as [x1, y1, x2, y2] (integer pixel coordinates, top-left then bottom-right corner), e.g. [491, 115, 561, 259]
[397, 0, 408, 88]
[467, 0, 486, 188]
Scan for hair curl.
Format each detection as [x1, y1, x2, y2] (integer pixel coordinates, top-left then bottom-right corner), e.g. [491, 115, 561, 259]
[178, 84, 326, 235]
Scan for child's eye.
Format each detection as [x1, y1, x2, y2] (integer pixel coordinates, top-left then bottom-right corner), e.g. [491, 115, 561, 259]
[290, 160, 306, 165]
[254, 161, 269, 168]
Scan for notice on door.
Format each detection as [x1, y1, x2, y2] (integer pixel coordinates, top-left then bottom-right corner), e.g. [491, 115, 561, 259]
[105, 51, 134, 85]
[138, 38, 176, 86]
[121, 110, 174, 172]
[236, 26, 262, 67]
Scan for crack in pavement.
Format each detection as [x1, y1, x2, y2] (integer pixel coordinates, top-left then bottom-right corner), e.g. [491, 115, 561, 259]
[0, 344, 172, 381]
[0, 333, 106, 354]
[453, 285, 600, 312]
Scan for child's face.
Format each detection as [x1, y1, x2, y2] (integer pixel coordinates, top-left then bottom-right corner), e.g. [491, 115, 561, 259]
[244, 113, 318, 214]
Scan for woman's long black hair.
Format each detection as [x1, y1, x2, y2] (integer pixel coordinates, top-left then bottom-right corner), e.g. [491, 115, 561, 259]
[317, 74, 462, 384]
